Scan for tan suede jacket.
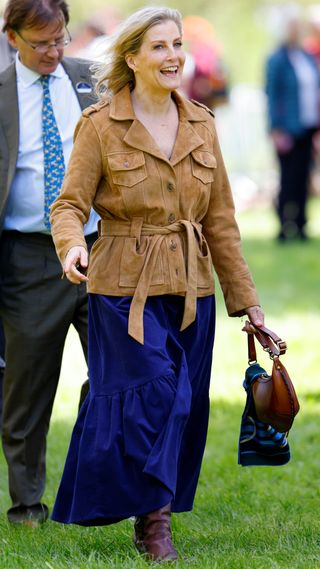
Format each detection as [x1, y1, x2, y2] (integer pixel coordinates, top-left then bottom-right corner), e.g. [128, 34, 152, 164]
[51, 84, 259, 343]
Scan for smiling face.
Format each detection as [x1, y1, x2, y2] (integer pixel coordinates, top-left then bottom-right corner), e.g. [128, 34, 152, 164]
[7, 19, 65, 75]
[126, 19, 185, 96]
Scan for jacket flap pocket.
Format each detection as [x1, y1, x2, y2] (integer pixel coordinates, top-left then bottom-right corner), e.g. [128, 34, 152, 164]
[107, 151, 146, 187]
[191, 151, 216, 184]
[191, 151, 217, 168]
[107, 151, 145, 171]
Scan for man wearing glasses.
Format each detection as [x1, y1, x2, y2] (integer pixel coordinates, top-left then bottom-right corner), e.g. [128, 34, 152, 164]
[0, 0, 98, 526]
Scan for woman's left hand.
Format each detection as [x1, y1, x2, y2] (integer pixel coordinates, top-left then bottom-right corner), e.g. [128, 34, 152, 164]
[242, 305, 264, 333]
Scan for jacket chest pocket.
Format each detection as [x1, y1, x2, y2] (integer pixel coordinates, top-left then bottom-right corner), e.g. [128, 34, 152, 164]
[191, 151, 217, 184]
[107, 151, 147, 187]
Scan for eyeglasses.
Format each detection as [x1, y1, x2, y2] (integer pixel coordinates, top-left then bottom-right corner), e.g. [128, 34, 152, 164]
[14, 27, 72, 54]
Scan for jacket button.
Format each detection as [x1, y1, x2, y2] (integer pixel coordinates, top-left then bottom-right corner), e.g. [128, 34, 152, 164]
[169, 240, 177, 251]
[167, 182, 175, 192]
[168, 213, 176, 223]
[124, 160, 129, 168]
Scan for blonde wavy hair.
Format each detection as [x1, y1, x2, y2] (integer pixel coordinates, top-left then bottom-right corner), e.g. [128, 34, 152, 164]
[92, 6, 182, 99]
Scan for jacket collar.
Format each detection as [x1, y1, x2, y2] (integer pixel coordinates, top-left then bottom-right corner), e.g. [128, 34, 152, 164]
[109, 84, 208, 165]
[0, 63, 19, 197]
[109, 83, 207, 122]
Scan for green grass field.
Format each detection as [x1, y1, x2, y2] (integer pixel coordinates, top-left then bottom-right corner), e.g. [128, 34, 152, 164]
[1, 199, 319, 568]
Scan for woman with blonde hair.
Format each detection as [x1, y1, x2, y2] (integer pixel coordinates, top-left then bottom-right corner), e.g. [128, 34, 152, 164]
[50, 6, 264, 562]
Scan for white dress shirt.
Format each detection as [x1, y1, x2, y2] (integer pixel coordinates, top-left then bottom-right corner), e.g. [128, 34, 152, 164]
[4, 54, 98, 235]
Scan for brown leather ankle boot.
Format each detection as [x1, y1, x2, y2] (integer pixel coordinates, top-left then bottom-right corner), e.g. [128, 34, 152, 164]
[134, 503, 178, 562]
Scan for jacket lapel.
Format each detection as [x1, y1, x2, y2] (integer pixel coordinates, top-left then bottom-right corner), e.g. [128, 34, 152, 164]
[110, 85, 168, 162]
[123, 120, 167, 162]
[123, 114, 205, 165]
[0, 63, 19, 215]
[110, 85, 206, 164]
[170, 120, 205, 166]
[62, 57, 97, 110]
[170, 93, 209, 165]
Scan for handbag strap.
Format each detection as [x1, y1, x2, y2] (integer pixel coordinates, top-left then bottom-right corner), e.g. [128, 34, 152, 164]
[246, 323, 287, 364]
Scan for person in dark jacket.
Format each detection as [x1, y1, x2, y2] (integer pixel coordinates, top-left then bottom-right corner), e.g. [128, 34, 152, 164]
[265, 12, 320, 241]
[0, 18, 15, 434]
[0, 0, 98, 527]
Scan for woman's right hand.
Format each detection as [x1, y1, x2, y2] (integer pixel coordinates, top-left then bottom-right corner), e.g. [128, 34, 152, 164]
[64, 246, 89, 284]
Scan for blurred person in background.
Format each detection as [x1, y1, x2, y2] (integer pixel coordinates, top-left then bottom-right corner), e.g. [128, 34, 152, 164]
[182, 15, 229, 109]
[0, 0, 98, 527]
[0, 17, 15, 71]
[265, 6, 320, 241]
[62, 19, 105, 57]
[64, 7, 121, 61]
[304, 5, 320, 198]
[49, 6, 264, 562]
[304, 5, 320, 68]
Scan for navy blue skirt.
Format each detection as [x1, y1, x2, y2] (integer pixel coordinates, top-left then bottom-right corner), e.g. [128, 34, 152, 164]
[51, 294, 215, 526]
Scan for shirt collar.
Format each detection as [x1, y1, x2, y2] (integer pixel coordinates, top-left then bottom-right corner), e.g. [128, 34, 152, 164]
[15, 52, 65, 87]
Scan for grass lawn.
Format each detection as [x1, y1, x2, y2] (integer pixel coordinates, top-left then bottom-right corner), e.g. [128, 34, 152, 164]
[0, 199, 319, 568]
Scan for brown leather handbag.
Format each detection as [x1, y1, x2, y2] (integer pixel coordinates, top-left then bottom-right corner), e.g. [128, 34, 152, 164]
[246, 324, 300, 433]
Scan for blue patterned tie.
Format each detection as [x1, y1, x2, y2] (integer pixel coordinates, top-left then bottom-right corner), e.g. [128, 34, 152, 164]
[40, 75, 65, 230]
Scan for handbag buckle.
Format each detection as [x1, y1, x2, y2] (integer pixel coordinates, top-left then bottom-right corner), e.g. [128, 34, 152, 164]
[278, 340, 287, 355]
[263, 346, 275, 359]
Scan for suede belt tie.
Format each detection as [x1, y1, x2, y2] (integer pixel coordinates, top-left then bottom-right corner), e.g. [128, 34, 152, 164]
[99, 218, 203, 344]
